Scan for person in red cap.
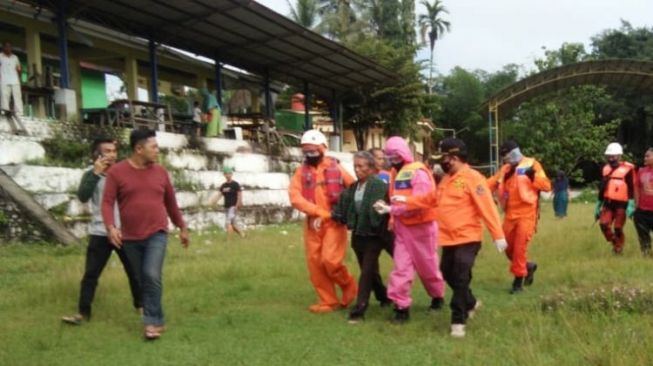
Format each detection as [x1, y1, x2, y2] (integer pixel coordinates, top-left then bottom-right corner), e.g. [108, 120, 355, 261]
[488, 140, 551, 294]
[288, 130, 357, 313]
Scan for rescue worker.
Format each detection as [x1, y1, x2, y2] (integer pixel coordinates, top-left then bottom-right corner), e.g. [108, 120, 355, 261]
[391, 138, 507, 337]
[634, 148, 653, 256]
[488, 141, 551, 294]
[595, 142, 636, 254]
[288, 130, 357, 313]
[373, 136, 445, 323]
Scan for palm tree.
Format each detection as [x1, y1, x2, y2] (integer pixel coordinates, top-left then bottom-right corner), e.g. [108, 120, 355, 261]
[418, 0, 450, 94]
[287, 0, 320, 28]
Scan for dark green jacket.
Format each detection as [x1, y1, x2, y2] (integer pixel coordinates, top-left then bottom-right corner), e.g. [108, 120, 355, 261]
[333, 175, 389, 237]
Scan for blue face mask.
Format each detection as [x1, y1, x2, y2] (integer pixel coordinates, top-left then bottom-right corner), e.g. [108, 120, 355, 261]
[506, 148, 523, 165]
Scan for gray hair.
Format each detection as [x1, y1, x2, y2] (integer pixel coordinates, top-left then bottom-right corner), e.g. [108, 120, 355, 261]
[354, 151, 376, 168]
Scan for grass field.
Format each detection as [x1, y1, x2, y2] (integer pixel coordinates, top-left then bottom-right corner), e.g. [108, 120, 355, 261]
[2, 203, 653, 366]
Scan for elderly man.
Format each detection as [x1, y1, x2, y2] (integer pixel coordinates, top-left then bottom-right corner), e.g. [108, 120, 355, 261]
[288, 129, 357, 313]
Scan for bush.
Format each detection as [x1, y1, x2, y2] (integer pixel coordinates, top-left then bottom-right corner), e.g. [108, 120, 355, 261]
[39, 120, 129, 168]
[541, 285, 653, 314]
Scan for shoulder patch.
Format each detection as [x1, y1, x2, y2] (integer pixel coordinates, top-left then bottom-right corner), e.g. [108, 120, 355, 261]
[475, 184, 485, 196]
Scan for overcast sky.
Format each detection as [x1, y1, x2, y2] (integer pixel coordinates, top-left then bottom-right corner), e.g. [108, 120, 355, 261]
[256, 0, 653, 75]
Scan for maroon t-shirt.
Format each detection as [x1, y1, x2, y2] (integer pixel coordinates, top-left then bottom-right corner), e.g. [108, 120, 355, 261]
[102, 160, 186, 240]
[638, 167, 653, 211]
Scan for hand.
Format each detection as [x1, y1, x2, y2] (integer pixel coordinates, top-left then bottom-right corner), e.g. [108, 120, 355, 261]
[373, 200, 390, 215]
[390, 195, 407, 203]
[311, 217, 322, 231]
[594, 200, 603, 221]
[180, 228, 190, 248]
[494, 239, 508, 253]
[627, 199, 635, 219]
[331, 210, 346, 225]
[93, 155, 109, 175]
[108, 227, 122, 248]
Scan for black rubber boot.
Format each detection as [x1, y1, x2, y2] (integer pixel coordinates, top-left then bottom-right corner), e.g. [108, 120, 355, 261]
[525, 262, 538, 286]
[510, 277, 524, 294]
[391, 307, 410, 324]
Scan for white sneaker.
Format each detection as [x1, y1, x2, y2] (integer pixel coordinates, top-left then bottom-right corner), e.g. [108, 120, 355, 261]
[450, 324, 465, 338]
[467, 300, 482, 319]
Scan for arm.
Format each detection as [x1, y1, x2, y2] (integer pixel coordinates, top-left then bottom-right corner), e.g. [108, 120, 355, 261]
[391, 170, 433, 217]
[530, 161, 552, 192]
[626, 168, 636, 200]
[163, 172, 186, 230]
[486, 167, 506, 192]
[403, 190, 439, 210]
[237, 190, 243, 209]
[288, 167, 330, 218]
[77, 169, 101, 203]
[206, 191, 222, 206]
[101, 171, 118, 230]
[470, 177, 505, 241]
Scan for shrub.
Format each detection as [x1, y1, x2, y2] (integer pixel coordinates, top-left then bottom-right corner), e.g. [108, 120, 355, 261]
[541, 285, 653, 314]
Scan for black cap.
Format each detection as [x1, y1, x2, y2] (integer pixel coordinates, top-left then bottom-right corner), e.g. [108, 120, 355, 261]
[439, 138, 468, 158]
[499, 140, 519, 156]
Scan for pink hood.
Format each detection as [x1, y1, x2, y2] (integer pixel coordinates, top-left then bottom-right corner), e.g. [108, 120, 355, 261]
[384, 136, 414, 164]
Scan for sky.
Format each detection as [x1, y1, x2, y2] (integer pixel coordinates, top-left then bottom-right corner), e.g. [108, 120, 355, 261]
[256, 0, 653, 75]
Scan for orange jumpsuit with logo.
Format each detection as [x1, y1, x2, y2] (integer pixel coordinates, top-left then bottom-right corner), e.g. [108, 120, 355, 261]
[599, 161, 636, 252]
[289, 156, 357, 312]
[488, 158, 551, 277]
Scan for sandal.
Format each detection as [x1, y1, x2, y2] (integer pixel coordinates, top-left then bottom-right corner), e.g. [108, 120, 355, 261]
[143, 326, 162, 341]
[61, 314, 86, 325]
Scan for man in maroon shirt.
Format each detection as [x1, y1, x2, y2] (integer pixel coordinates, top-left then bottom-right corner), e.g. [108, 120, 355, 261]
[635, 148, 653, 256]
[102, 129, 189, 340]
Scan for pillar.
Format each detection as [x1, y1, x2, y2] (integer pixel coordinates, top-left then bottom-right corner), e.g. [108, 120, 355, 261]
[124, 56, 139, 101]
[25, 28, 45, 117]
[148, 39, 158, 103]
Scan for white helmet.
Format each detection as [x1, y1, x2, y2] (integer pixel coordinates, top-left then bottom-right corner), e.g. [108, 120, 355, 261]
[604, 142, 623, 155]
[301, 129, 328, 148]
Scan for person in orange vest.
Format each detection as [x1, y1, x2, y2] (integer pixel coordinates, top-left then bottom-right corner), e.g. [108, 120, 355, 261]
[488, 141, 551, 294]
[595, 142, 636, 254]
[391, 138, 507, 337]
[288, 130, 357, 313]
[373, 136, 445, 323]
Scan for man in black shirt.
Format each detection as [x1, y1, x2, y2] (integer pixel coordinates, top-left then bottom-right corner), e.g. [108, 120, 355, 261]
[208, 166, 245, 237]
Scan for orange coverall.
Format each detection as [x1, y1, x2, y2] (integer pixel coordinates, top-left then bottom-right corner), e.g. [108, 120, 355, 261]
[487, 159, 551, 277]
[289, 156, 356, 312]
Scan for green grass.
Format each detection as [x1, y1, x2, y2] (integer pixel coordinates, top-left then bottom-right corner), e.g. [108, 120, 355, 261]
[2, 203, 653, 365]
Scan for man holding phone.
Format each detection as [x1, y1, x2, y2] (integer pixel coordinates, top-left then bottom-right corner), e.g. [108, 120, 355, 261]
[62, 137, 142, 325]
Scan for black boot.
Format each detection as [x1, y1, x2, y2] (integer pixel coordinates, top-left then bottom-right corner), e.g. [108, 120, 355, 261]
[429, 297, 444, 311]
[525, 262, 538, 286]
[510, 277, 524, 294]
[391, 307, 410, 324]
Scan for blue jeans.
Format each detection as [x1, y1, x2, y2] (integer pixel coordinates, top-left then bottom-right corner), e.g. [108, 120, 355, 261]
[123, 232, 167, 326]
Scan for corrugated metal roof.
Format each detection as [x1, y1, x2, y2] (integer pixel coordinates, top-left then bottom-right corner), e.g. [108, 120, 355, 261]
[30, 0, 397, 96]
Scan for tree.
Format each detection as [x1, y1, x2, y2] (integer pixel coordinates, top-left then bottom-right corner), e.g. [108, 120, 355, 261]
[286, 0, 320, 28]
[533, 42, 588, 73]
[504, 86, 620, 180]
[418, 0, 450, 94]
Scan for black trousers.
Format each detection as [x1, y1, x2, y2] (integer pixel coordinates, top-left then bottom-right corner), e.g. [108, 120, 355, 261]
[440, 242, 481, 324]
[351, 234, 390, 314]
[634, 209, 653, 252]
[78, 235, 142, 318]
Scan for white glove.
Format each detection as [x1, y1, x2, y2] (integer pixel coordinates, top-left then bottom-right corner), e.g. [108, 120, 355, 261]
[373, 200, 391, 215]
[311, 217, 322, 231]
[390, 195, 407, 203]
[494, 239, 508, 253]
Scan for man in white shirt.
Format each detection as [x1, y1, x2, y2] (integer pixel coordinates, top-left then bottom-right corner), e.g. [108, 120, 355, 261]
[0, 42, 23, 116]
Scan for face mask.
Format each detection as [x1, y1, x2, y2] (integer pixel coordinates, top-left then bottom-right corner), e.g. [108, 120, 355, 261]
[609, 159, 619, 168]
[304, 152, 322, 166]
[506, 148, 523, 166]
[441, 160, 452, 174]
[391, 162, 404, 171]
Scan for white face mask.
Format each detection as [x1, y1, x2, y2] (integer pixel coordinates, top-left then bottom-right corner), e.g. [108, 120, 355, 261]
[506, 148, 523, 165]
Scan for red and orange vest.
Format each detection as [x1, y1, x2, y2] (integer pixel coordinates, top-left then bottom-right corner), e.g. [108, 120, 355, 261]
[389, 162, 438, 225]
[602, 162, 634, 202]
[301, 157, 344, 206]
